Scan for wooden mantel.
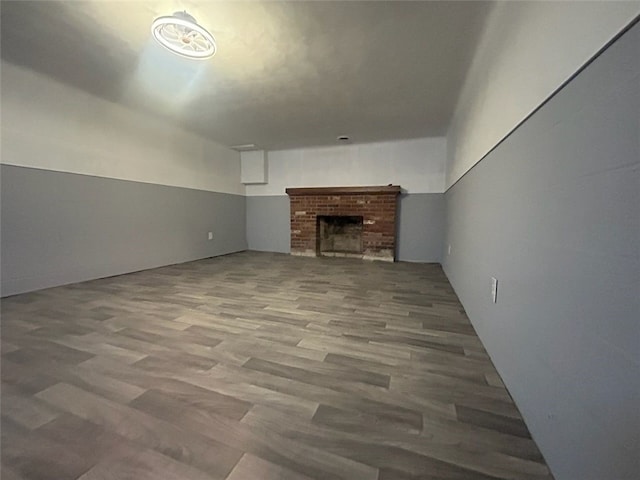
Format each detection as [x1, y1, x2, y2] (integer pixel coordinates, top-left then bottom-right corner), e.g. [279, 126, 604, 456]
[286, 185, 401, 196]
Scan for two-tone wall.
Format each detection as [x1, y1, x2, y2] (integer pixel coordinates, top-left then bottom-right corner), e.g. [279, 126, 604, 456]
[1, 62, 247, 296]
[443, 17, 639, 480]
[245, 137, 446, 263]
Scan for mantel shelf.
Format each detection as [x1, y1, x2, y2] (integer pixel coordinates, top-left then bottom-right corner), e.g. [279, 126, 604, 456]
[285, 185, 401, 196]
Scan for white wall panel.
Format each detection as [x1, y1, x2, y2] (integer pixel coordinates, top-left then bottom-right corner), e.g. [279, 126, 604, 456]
[245, 137, 446, 195]
[1, 61, 244, 195]
[446, 1, 639, 189]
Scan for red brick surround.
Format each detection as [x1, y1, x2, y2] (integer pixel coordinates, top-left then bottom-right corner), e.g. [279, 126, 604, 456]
[286, 185, 401, 262]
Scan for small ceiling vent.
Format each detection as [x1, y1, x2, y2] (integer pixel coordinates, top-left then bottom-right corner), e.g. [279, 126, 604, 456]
[231, 144, 258, 151]
[151, 11, 216, 59]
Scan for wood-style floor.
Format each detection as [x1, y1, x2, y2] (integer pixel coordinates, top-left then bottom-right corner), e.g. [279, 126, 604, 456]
[1, 251, 553, 480]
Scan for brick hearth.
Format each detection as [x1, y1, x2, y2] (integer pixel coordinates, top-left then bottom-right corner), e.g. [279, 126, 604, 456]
[285, 185, 401, 262]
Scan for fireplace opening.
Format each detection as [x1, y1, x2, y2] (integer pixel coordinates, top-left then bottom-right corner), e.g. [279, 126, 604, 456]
[317, 215, 363, 257]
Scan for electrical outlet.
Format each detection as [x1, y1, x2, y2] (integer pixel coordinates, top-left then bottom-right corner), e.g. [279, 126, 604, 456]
[447, 244, 451, 255]
[208, 232, 213, 240]
[491, 277, 498, 303]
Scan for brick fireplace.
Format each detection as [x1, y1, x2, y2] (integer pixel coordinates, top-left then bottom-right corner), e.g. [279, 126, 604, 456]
[285, 185, 401, 262]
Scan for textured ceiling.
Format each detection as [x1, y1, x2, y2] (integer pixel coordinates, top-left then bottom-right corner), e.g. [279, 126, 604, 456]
[0, 1, 493, 150]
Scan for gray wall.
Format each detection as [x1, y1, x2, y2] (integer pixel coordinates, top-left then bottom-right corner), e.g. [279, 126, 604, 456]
[246, 196, 291, 254]
[1, 165, 247, 296]
[246, 193, 444, 263]
[442, 22, 639, 480]
[396, 193, 444, 263]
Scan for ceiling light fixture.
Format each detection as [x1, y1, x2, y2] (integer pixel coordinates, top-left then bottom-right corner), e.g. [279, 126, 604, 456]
[151, 11, 216, 59]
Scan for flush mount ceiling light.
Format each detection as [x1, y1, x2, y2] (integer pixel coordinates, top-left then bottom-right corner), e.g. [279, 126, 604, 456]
[151, 11, 216, 59]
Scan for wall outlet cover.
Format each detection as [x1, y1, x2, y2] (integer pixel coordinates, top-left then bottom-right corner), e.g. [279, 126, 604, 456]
[208, 232, 213, 240]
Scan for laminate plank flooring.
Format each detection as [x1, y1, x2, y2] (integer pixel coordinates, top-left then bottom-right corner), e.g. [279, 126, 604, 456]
[1, 251, 553, 479]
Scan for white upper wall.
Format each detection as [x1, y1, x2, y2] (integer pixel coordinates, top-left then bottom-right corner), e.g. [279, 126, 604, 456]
[446, 1, 640, 189]
[0, 61, 244, 195]
[245, 137, 446, 196]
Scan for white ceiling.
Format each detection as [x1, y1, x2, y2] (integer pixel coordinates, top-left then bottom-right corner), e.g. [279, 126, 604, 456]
[0, 1, 493, 150]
